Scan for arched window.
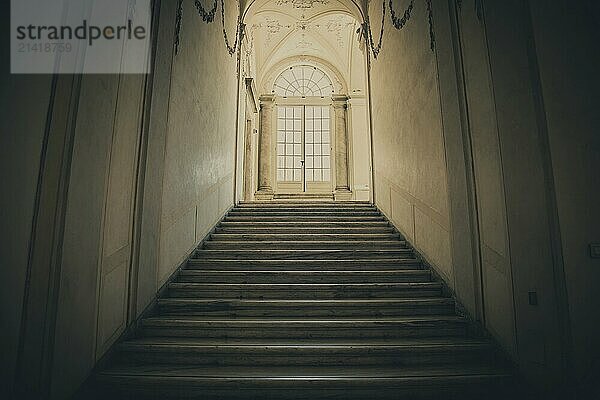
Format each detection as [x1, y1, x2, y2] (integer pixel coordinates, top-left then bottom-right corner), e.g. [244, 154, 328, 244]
[273, 65, 334, 97]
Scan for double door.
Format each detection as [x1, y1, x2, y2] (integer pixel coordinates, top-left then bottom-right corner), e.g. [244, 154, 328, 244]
[276, 104, 332, 193]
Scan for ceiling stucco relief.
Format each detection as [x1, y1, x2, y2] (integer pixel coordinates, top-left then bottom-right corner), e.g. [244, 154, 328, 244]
[245, 0, 365, 95]
[252, 14, 354, 48]
[254, 18, 290, 47]
[296, 38, 315, 49]
[324, 15, 355, 47]
[275, 0, 330, 9]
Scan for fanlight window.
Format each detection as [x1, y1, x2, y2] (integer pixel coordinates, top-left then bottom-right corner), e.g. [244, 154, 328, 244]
[273, 65, 334, 97]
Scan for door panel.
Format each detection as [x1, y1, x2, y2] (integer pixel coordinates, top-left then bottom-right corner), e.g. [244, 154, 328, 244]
[276, 105, 332, 193]
[276, 106, 303, 192]
[305, 105, 332, 192]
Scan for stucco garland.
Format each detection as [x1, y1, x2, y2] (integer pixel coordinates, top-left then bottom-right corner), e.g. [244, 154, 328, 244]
[364, 0, 435, 60]
[174, 0, 245, 57]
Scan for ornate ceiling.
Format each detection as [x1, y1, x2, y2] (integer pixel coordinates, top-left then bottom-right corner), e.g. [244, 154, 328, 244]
[244, 0, 365, 94]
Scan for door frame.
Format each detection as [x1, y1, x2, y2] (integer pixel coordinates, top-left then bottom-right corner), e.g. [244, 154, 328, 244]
[273, 97, 335, 195]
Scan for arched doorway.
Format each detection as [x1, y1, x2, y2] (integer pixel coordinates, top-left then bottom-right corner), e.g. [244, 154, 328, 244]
[270, 64, 344, 197]
[237, 0, 372, 202]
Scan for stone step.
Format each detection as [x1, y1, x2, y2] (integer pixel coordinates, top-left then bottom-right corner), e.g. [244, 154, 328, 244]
[224, 215, 387, 222]
[91, 202, 517, 399]
[219, 220, 391, 228]
[215, 226, 397, 234]
[166, 282, 444, 299]
[115, 337, 497, 367]
[237, 201, 372, 207]
[193, 249, 415, 260]
[139, 316, 469, 339]
[209, 233, 402, 241]
[176, 269, 431, 283]
[155, 298, 455, 317]
[228, 210, 382, 217]
[230, 207, 378, 213]
[202, 240, 408, 250]
[95, 364, 515, 400]
[186, 258, 423, 270]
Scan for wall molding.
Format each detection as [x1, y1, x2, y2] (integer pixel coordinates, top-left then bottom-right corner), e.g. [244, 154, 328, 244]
[160, 172, 234, 230]
[376, 168, 450, 230]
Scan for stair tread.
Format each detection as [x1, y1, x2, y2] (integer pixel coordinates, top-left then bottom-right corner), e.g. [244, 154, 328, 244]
[196, 248, 411, 251]
[143, 315, 466, 324]
[238, 202, 372, 206]
[218, 227, 392, 230]
[195, 250, 414, 256]
[100, 364, 511, 379]
[205, 240, 406, 244]
[203, 242, 409, 250]
[179, 269, 429, 274]
[226, 217, 384, 220]
[120, 337, 491, 347]
[210, 235, 401, 239]
[188, 258, 419, 262]
[221, 220, 383, 222]
[185, 259, 424, 270]
[176, 270, 431, 281]
[169, 282, 441, 288]
[227, 212, 382, 215]
[158, 298, 453, 305]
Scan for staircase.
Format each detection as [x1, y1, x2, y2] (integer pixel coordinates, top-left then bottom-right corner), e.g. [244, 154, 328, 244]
[93, 202, 516, 399]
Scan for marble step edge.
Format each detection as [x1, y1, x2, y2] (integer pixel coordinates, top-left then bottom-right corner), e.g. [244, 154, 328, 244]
[215, 225, 394, 230]
[96, 365, 513, 384]
[115, 341, 497, 359]
[93, 373, 516, 400]
[219, 221, 391, 225]
[185, 259, 423, 269]
[154, 298, 455, 316]
[176, 269, 432, 282]
[209, 233, 402, 239]
[227, 212, 383, 216]
[224, 217, 387, 221]
[156, 297, 454, 307]
[202, 240, 408, 248]
[194, 249, 414, 254]
[167, 282, 443, 290]
[140, 315, 467, 327]
[177, 269, 430, 275]
[229, 207, 380, 211]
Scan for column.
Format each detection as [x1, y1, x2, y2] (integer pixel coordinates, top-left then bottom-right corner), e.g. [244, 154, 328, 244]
[332, 95, 352, 200]
[255, 94, 275, 200]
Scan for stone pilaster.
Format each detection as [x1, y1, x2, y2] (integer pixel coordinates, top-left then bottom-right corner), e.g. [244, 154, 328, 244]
[255, 94, 275, 200]
[332, 95, 352, 201]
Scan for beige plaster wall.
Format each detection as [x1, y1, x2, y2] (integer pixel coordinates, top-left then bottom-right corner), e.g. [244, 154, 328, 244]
[48, 1, 240, 398]
[455, 0, 516, 357]
[368, 0, 570, 388]
[51, 74, 123, 399]
[157, 0, 238, 283]
[136, 0, 239, 318]
[368, 1, 453, 283]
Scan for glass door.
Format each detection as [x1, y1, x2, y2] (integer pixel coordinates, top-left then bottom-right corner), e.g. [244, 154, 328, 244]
[276, 106, 303, 193]
[276, 105, 332, 193]
[304, 105, 331, 192]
